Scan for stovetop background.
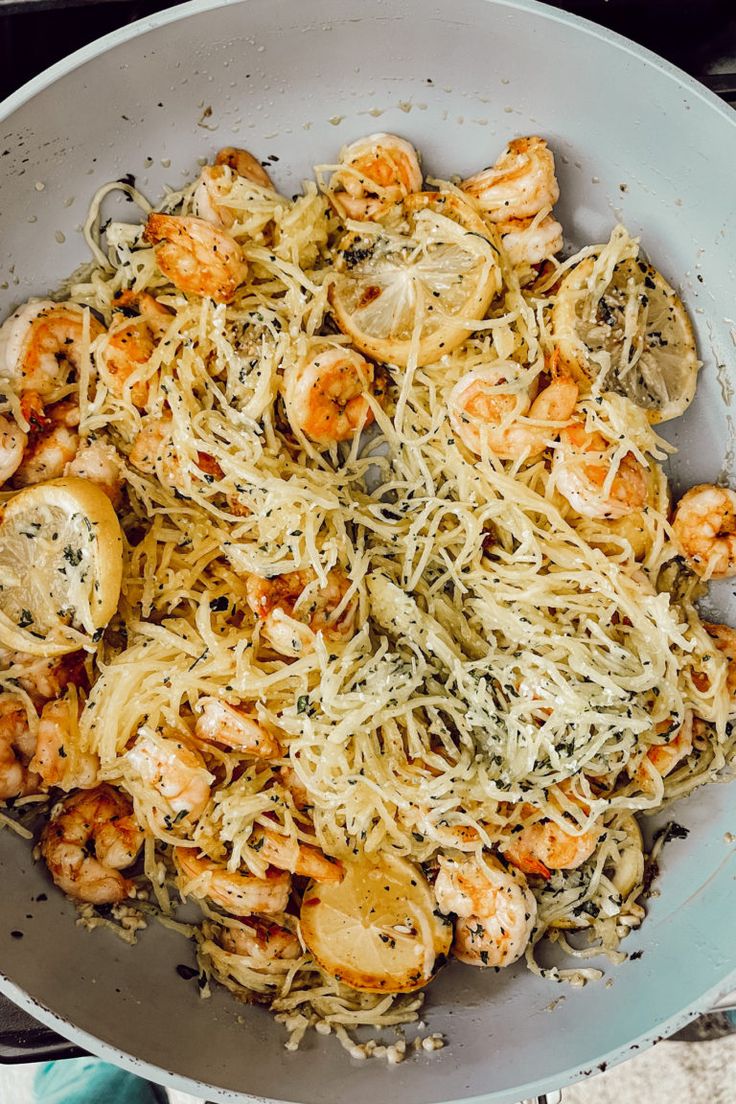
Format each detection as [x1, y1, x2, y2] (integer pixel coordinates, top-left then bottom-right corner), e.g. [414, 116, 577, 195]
[0, 0, 735, 107]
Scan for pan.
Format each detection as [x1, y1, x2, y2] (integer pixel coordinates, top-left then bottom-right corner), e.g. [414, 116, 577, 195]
[0, 1, 735, 1101]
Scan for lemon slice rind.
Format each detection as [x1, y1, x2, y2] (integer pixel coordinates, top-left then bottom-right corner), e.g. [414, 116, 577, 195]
[300, 853, 451, 993]
[551, 256, 699, 424]
[0, 477, 123, 657]
[329, 191, 502, 369]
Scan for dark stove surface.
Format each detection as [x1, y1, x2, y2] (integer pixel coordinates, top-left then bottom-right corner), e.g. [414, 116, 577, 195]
[0, 0, 735, 107]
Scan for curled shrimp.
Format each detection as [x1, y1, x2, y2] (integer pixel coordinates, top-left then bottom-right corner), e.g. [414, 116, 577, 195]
[195, 147, 275, 227]
[195, 696, 282, 758]
[217, 917, 301, 964]
[0, 648, 86, 708]
[448, 366, 578, 459]
[128, 416, 222, 493]
[0, 415, 27, 486]
[702, 622, 736, 708]
[30, 695, 98, 792]
[461, 136, 559, 222]
[0, 697, 39, 799]
[216, 146, 275, 189]
[174, 847, 291, 915]
[671, 484, 736, 580]
[128, 416, 178, 486]
[278, 765, 310, 811]
[552, 422, 649, 519]
[65, 438, 124, 507]
[434, 853, 536, 968]
[633, 712, 693, 793]
[498, 213, 563, 268]
[13, 399, 80, 487]
[245, 568, 357, 657]
[284, 347, 379, 444]
[39, 784, 145, 904]
[101, 290, 173, 407]
[143, 214, 248, 303]
[0, 301, 104, 398]
[328, 132, 422, 220]
[504, 816, 600, 879]
[251, 826, 344, 884]
[125, 729, 213, 825]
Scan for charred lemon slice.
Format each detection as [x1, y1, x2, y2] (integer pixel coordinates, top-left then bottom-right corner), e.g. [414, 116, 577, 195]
[300, 853, 452, 993]
[329, 191, 501, 368]
[0, 477, 123, 657]
[551, 255, 699, 423]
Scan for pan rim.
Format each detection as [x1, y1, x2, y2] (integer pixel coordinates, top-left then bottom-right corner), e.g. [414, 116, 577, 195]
[1, 962, 736, 1103]
[0, 0, 735, 131]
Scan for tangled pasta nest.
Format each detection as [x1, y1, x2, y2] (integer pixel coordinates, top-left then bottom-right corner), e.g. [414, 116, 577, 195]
[0, 132, 733, 1057]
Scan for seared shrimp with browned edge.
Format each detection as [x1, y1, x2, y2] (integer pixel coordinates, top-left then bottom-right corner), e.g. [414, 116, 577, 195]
[434, 853, 537, 967]
[245, 568, 357, 657]
[0, 300, 104, 398]
[448, 366, 578, 459]
[195, 146, 276, 227]
[40, 784, 144, 904]
[284, 347, 381, 444]
[143, 214, 248, 303]
[328, 133, 422, 220]
[672, 484, 736, 579]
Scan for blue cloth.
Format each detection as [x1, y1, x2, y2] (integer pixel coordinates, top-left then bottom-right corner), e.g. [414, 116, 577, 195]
[33, 1058, 168, 1103]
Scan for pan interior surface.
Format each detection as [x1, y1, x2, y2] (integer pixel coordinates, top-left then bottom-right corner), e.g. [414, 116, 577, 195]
[0, 1, 735, 1101]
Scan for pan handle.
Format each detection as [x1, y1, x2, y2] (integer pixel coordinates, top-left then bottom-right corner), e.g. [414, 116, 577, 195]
[0, 992, 85, 1064]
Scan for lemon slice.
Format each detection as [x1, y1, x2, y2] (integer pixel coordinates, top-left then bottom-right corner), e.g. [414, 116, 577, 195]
[551, 256, 699, 423]
[300, 853, 452, 993]
[0, 477, 123, 657]
[329, 191, 502, 368]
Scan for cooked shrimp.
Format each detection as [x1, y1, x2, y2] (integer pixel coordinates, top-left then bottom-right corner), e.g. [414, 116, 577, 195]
[671, 484, 736, 579]
[279, 765, 310, 811]
[633, 712, 693, 793]
[498, 214, 563, 268]
[101, 290, 173, 407]
[29, 696, 98, 792]
[174, 847, 291, 915]
[0, 415, 27, 486]
[13, 399, 80, 487]
[552, 423, 648, 519]
[329, 133, 422, 220]
[65, 439, 123, 506]
[245, 568, 357, 657]
[143, 214, 248, 303]
[434, 853, 536, 968]
[195, 148, 274, 227]
[218, 917, 301, 963]
[0, 697, 39, 799]
[195, 696, 282, 758]
[252, 826, 344, 884]
[125, 729, 213, 822]
[448, 367, 578, 459]
[0, 301, 104, 398]
[39, 784, 144, 904]
[702, 622, 736, 707]
[216, 146, 275, 189]
[129, 417, 221, 493]
[0, 648, 86, 707]
[504, 817, 600, 879]
[461, 136, 559, 222]
[128, 417, 178, 485]
[284, 348, 378, 444]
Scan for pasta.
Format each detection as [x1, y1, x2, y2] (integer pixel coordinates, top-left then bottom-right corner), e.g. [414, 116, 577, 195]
[0, 131, 733, 1058]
